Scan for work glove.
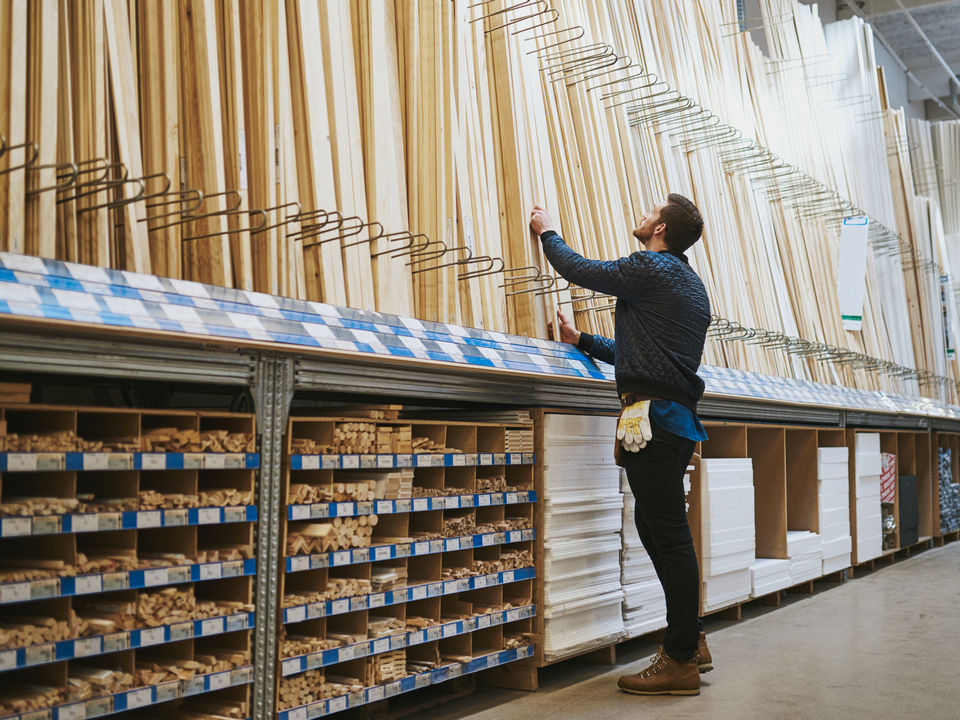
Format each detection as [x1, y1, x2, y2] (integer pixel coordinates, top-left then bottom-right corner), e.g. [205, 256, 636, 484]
[617, 400, 652, 453]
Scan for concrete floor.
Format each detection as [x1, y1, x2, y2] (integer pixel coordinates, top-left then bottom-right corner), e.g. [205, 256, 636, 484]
[432, 543, 960, 720]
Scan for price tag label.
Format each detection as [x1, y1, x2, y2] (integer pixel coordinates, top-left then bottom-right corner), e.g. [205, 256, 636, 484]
[478, 494, 491, 507]
[156, 681, 179, 703]
[321, 455, 339, 469]
[126, 688, 153, 708]
[447, 538, 460, 552]
[289, 556, 309, 573]
[8, 453, 38, 471]
[432, 454, 445, 467]
[0, 651, 14, 671]
[184, 453, 204, 469]
[413, 498, 428, 512]
[377, 454, 393, 469]
[452, 454, 466, 467]
[333, 551, 350, 566]
[72, 514, 99, 532]
[478, 615, 491, 629]
[204, 453, 226, 470]
[184, 676, 205, 696]
[494, 454, 506, 465]
[25, 643, 55, 665]
[107, 453, 133, 470]
[31, 579, 57, 599]
[410, 585, 427, 601]
[342, 455, 360, 469]
[209, 671, 231, 690]
[396, 454, 412, 467]
[58, 703, 85, 720]
[1, 582, 30, 604]
[282, 658, 301, 676]
[442, 622, 457, 638]
[331, 599, 349, 615]
[429, 540, 444, 554]
[479, 453, 493, 466]
[202, 617, 225, 635]
[460, 495, 473, 508]
[30, 516, 58, 535]
[349, 596, 365, 612]
[83, 453, 109, 471]
[507, 609, 521, 623]
[502, 571, 515, 583]
[199, 563, 222, 580]
[3, 517, 31, 536]
[426, 626, 442, 641]
[286, 606, 306, 624]
[329, 696, 348, 712]
[338, 644, 357, 661]
[474, 575, 487, 589]
[224, 506, 246, 523]
[221, 561, 242, 578]
[169, 566, 191, 584]
[140, 627, 165, 646]
[482, 533, 495, 547]
[86, 697, 112, 716]
[433, 497, 448, 510]
[412, 542, 428, 557]
[373, 638, 390, 654]
[227, 613, 248, 631]
[98, 513, 121, 531]
[164, 509, 187, 526]
[141, 453, 166, 470]
[300, 455, 320, 470]
[368, 686, 385, 702]
[290, 505, 309, 521]
[226, 453, 244, 470]
[104, 632, 129, 652]
[36, 453, 65, 471]
[506, 493, 519, 505]
[76, 575, 103, 595]
[144, 568, 169, 586]
[386, 680, 401, 697]
[75, 637, 103, 657]
[198, 507, 220, 524]
[170, 622, 192, 641]
[415, 673, 430, 688]
[137, 510, 162, 528]
[368, 593, 385, 608]
[306, 653, 324, 670]
[375, 501, 392, 515]
[360, 454, 376, 469]
[428, 582, 443, 597]
[374, 546, 391, 561]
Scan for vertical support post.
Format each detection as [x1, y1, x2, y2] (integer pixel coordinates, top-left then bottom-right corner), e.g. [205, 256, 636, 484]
[252, 351, 293, 720]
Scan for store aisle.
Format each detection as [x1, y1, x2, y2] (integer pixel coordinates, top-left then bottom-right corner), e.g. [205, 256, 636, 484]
[434, 543, 960, 720]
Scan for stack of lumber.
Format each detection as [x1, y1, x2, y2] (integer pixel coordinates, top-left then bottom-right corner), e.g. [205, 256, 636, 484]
[440, 566, 472, 581]
[412, 437, 460, 454]
[139, 490, 200, 510]
[76, 437, 140, 452]
[278, 670, 363, 712]
[0, 686, 64, 716]
[75, 598, 137, 635]
[141, 429, 255, 453]
[281, 578, 372, 608]
[288, 481, 375, 504]
[0, 610, 78, 650]
[504, 428, 534, 453]
[363, 649, 406, 685]
[2, 430, 79, 452]
[67, 666, 134, 700]
[78, 496, 139, 513]
[279, 633, 342, 659]
[0, 496, 79, 516]
[370, 567, 407, 592]
[367, 616, 406, 637]
[504, 634, 531, 650]
[286, 516, 378, 555]
[442, 515, 475, 537]
[473, 549, 533, 575]
[134, 650, 249, 686]
[405, 616, 437, 631]
[196, 488, 253, 507]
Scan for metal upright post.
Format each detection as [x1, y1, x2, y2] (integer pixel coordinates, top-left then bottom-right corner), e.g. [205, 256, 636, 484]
[251, 352, 294, 720]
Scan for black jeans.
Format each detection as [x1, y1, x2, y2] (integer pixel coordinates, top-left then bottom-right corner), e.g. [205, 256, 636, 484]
[620, 423, 702, 662]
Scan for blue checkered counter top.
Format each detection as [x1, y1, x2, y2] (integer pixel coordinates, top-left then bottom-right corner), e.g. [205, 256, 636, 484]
[2, 252, 959, 419]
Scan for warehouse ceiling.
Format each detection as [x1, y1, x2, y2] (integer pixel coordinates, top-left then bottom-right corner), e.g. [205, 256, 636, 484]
[840, 0, 960, 114]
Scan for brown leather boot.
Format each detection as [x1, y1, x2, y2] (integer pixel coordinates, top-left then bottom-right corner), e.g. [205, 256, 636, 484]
[695, 632, 713, 673]
[617, 652, 700, 696]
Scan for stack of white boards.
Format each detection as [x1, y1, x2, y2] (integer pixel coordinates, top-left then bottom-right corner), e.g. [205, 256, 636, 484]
[700, 458, 755, 613]
[855, 433, 883, 562]
[541, 414, 625, 661]
[621, 468, 667, 638]
[750, 558, 792, 597]
[818, 447, 852, 574]
[787, 530, 823, 584]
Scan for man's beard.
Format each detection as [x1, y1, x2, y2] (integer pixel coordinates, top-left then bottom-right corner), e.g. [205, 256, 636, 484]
[634, 226, 652, 245]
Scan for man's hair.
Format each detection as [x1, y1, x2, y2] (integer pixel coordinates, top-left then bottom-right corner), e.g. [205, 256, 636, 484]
[659, 193, 703, 253]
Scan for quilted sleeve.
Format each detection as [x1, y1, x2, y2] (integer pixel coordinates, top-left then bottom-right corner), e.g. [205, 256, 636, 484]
[577, 332, 615, 365]
[540, 230, 647, 301]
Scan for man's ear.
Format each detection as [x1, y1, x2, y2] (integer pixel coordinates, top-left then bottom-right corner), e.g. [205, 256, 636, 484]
[654, 222, 666, 238]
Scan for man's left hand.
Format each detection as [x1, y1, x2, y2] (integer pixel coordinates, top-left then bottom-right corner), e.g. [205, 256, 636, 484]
[529, 205, 557, 236]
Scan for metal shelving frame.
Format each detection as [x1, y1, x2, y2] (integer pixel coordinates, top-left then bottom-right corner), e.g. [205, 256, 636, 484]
[3, 322, 960, 719]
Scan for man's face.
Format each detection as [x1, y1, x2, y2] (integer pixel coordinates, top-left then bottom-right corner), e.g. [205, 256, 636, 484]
[633, 202, 666, 248]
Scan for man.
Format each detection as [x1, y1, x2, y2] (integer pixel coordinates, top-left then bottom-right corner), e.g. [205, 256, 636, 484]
[529, 194, 712, 696]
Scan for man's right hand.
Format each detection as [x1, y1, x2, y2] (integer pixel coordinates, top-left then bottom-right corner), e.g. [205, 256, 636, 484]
[547, 309, 580, 346]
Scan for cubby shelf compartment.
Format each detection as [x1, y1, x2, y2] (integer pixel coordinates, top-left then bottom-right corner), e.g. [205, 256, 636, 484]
[0, 559, 257, 605]
[285, 530, 535, 572]
[289, 453, 533, 470]
[280, 605, 536, 676]
[0, 453, 259, 472]
[0, 611, 254, 671]
[0, 506, 257, 538]
[282, 568, 536, 624]
[0, 665, 254, 720]
[276, 646, 534, 720]
[287, 492, 536, 520]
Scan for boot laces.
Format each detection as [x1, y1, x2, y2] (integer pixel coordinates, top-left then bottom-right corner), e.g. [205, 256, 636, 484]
[638, 651, 668, 679]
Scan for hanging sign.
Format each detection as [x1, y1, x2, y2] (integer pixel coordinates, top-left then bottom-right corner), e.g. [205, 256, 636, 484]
[838, 217, 870, 331]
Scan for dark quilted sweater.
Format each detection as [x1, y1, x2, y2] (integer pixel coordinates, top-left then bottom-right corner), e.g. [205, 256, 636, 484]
[540, 230, 710, 409]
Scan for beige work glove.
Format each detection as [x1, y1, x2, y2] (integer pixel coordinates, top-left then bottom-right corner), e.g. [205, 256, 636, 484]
[617, 400, 653, 453]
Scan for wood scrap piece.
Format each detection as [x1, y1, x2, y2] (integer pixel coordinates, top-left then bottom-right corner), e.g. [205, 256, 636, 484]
[0, 0, 28, 254]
